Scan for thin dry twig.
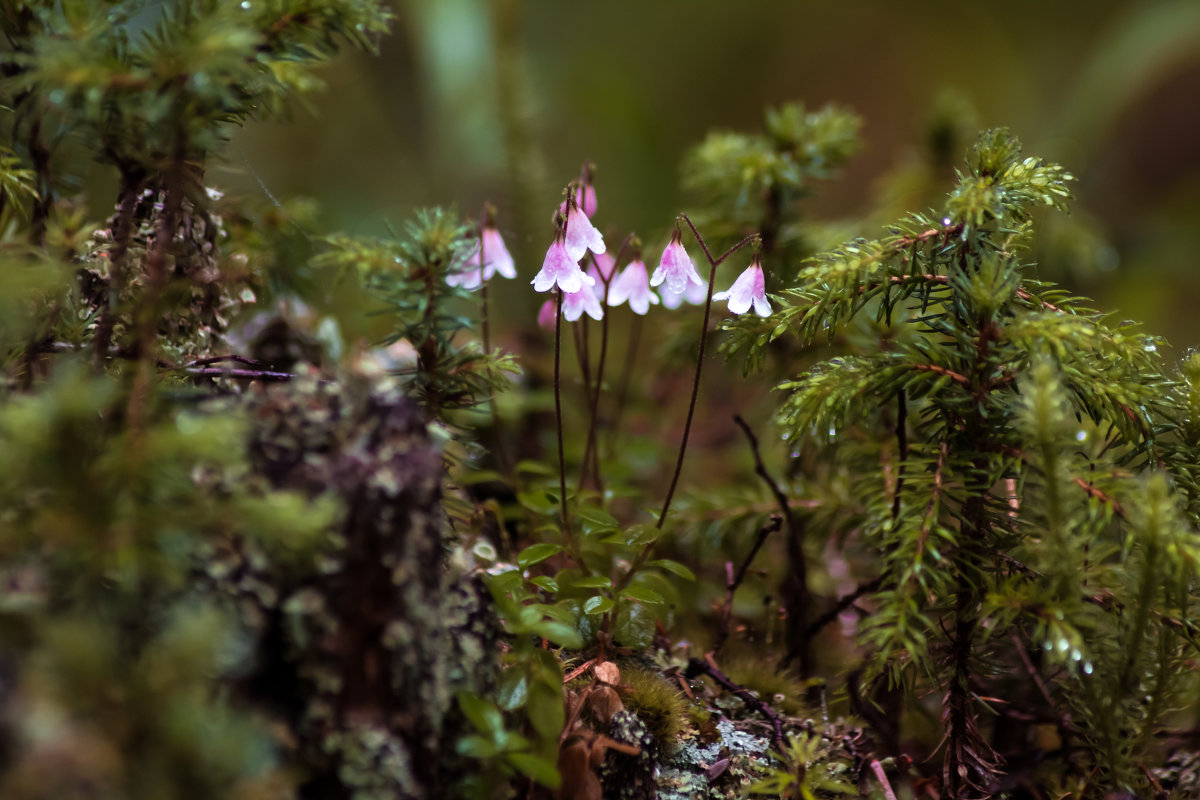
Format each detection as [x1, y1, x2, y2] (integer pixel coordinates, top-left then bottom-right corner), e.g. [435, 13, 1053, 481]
[712, 515, 782, 655]
[686, 656, 786, 750]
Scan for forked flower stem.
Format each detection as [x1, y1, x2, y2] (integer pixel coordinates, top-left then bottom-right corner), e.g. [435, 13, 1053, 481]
[655, 218, 759, 529]
[617, 218, 757, 591]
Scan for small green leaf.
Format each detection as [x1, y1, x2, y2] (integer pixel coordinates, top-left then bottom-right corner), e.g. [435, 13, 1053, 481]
[516, 490, 557, 515]
[456, 734, 499, 759]
[496, 669, 529, 711]
[540, 603, 575, 624]
[576, 506, 619, 531]
[458, 469, 506, 486]
[458, 692, 504, 738]
[518, 543, 563, 570]
[530, 620, 583, 648]
[570, 576, 612, 590]
[528, 680, 565, 739]
[621, 586, 665, 605]
[649, 559, 696, 581]
[516, 459, 556, 476]
[505, 752, 562, 789]
[487, 569, 524, 594]
[530, 575, 559, 593]
[613, 600, 654, 648]
[583, 595, 615, 615]
[624, 524, 663, 547]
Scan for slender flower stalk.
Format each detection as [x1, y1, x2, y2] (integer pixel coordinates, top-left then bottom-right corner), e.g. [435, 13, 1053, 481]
[578, 237, 630, 492]
[553, 290, 576, 552]
[657, 221, 760, 528]
[617, 219, 758, 592]
[475, 210, 513, 474]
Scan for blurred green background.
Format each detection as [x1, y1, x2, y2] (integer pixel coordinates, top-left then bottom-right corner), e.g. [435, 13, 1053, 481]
[222, 0, 1200, 348]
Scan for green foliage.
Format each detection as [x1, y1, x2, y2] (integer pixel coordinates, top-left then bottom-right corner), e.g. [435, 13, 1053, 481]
[745, 733, 857, 800]
[724, 128, 1200, 796]
[317, 209, 520, 414]
[2, 1, 1198, 796]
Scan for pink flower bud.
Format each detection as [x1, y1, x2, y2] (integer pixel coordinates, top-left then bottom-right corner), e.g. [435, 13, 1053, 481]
[537, 299, 557, 330]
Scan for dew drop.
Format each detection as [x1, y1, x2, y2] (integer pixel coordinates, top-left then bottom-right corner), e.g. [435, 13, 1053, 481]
[1075, 430, 1086, 442]
[1056, 638, 1069, 653]
[1071, 648, 1082, 662]
[240, 0, 251, 8]
[828, 426, 837, 437]
[941, 217, 952, 226]
[1144, 343, 1157, 353]
[1083, 661, 1094, 675]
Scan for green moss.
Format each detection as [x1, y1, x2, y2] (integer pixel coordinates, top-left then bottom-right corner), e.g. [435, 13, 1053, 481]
[721, 653, 808, 717]
[619, 667, 689, 749]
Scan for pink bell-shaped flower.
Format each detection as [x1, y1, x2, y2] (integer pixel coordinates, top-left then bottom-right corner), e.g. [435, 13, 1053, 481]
[537, 299, 557, 330]
[661, 275, 708, 309]
[607, 260, 659, 315]
[579, 183, 597, 218]
[447, 224, 516, 289]
[562, 283, 604, 322]
[532, 230, 595, 294]
[558, 161, 598, 218]
[713, 256, 771, 317]
[563, 194, 605, 263]
[650, 230, 703, 296]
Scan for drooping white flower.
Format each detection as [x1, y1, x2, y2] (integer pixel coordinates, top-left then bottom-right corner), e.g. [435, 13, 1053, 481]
[562, 283, 604, 321]
[532, 231, 594, 294]
[713, 256, 771, 317]
[447, 224, 516, 289]
[607, 260, 659, 315]
[661, 274, 708, 309]
[563, 196, 605, 262]
[650, 230, 703, 296]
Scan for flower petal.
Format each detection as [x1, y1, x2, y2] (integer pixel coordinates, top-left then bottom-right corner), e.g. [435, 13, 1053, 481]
[482, 228, 516, 279]
[715, 262, 769, 316]
[532, 238, 589, 293]
[564, 206, 605, 262]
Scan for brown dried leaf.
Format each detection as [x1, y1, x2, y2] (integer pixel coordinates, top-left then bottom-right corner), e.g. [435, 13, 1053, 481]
[593, 660, 621, 685]
[557, 738, 602, 800]
[593, 733, 641, 757]
[585, 685, 623, 727]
